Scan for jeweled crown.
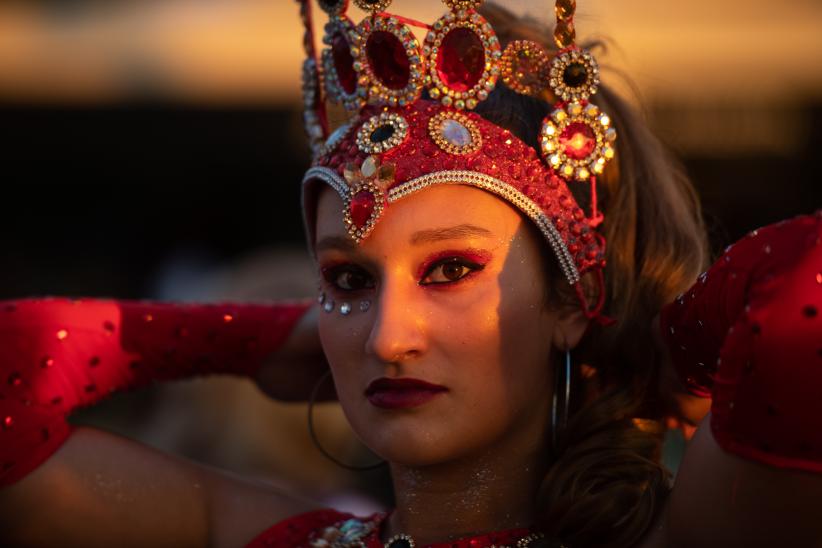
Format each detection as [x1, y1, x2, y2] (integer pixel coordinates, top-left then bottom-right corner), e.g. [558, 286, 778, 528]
[297, 0, 616, 319]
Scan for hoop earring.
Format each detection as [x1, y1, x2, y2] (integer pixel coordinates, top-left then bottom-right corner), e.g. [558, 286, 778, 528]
[551, 349, 572, 454]
[307, 370, 387, 471]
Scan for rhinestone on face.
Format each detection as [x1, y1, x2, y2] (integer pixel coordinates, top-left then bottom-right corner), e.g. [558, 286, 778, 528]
[340, 302, 352, 315]
[323, 299, 335, 313]
[359, 300, 371, 312]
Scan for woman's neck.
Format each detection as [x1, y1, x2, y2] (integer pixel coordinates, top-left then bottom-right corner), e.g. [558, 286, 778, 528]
[384, 440, 549, 545]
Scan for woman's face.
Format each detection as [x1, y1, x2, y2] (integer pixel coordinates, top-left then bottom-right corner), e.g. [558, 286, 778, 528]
[314, 184, 568, 467]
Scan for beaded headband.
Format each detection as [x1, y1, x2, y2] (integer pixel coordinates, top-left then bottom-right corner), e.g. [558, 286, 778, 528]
[297, 0, 616, 319]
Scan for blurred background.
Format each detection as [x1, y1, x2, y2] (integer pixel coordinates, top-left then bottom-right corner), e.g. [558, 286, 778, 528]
[0, 0, 820, 517]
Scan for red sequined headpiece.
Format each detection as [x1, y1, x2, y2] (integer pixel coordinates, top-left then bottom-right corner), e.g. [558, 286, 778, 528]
[297, 0, 616, 319]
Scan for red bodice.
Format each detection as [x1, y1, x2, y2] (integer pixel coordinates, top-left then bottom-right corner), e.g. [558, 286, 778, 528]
[246, 509, 537, 547]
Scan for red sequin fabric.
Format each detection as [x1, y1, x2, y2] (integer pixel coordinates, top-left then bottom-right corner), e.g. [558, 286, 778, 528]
[0, 298, 311, 486]
[246, 508, 536, 548]
[309, 100, 605, 289]
[661, 212, 822, 472]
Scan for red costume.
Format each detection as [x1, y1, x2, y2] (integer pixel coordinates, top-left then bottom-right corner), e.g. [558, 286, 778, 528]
[0, 213, 818, 545]
[245, 509, 535, 547]
[661, 211, 822, 473]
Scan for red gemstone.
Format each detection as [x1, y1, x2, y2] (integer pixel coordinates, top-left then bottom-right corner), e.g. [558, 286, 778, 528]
[350, 190, 376, 228]
[437, 27, 485, 92]
[366, 31, 410, 90]
[331, 31, 357, 94]
[559, 122, 596, 160]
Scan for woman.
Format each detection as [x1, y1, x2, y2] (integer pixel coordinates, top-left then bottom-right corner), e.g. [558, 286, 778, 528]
[1, 1, 821, 547]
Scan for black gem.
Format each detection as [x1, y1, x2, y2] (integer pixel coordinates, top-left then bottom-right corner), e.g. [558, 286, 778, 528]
[370, 124, 395, 144]
[388, 540, 413, 548]
[562, 61, 588, 87]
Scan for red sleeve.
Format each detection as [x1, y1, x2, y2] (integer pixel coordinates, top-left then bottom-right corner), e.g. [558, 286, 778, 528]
[661, 212, 822, 472]
[0, 298, 312, 486]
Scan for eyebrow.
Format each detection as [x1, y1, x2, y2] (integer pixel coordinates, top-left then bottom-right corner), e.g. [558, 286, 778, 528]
[409, 223, 494, 245]
[315, 235, 358, 253]
[315, 223, 494, 252]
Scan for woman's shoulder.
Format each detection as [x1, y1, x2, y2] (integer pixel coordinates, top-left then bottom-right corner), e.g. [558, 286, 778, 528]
[245, 509, 385, 548]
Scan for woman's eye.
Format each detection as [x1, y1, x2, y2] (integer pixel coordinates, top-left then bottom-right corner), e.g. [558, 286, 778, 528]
[420, 258, 484, 285]
[322, 266, 375, 292]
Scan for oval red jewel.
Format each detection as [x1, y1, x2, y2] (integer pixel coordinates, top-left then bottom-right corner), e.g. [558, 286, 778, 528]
[367, 31, 410, 90]
[332, 32, 357, 94]
[437, 27, 485, 92]
[351, 190, 376, 228]
[560, 121, 596, 160]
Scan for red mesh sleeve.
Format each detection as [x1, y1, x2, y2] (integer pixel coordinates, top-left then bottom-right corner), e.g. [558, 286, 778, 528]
[0, 298, 312, 486]
[661, 212, 822, 472]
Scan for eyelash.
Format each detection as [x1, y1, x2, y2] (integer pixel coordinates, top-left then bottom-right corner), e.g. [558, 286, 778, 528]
[420, 257, 485, 286]
[321, 256, 486, 293]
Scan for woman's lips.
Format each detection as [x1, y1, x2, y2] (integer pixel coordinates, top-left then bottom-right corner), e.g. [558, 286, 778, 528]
[365, 377, 448, 409]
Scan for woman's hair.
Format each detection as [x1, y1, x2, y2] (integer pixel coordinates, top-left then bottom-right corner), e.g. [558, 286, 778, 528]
[475, 3, 709, 546]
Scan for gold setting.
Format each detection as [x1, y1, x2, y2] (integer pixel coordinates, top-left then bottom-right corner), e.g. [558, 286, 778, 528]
[423, 10, 502, 110]
[301, 58, 325, 159]
[318, 121, 354, 158]
[500, 40, 551, 97]
[540, 101, 617, 181]
[342, 156, 395, 244]
[352, 15, 425, 107]
[356, 112, 409, 154]
[343, 179, 387, 244]
[353, 0, 392, 13]
[428, 111, 482, 155]
[321, 16, 363, 111]
[442, 0, 484, 10]
[548, 48, 600, 102]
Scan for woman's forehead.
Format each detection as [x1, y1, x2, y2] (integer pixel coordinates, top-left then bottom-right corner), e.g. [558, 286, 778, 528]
[314, 183, 523, 246]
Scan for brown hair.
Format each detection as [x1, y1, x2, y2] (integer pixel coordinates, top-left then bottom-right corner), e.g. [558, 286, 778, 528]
[475, 3, 709, 546]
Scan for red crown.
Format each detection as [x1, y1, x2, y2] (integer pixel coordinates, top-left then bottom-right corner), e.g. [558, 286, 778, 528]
[297, 0, 615, 319]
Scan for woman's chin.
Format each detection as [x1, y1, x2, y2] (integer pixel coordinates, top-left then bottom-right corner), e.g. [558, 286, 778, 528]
[351, 414, 460, 467]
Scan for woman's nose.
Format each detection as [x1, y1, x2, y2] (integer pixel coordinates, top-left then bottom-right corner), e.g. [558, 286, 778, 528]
[364, 275, 428, 364]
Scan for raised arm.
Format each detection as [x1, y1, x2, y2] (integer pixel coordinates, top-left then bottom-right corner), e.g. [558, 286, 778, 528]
[658, 213, 822, 547]
[0, 298, 321, 547]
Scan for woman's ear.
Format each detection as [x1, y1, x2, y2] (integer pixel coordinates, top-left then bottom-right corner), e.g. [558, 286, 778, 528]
[550, 270, 600, 350]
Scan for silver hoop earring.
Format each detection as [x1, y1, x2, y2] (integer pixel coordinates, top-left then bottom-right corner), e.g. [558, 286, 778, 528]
[307, 370, 386, 471]
[551, 349, 572, 455]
